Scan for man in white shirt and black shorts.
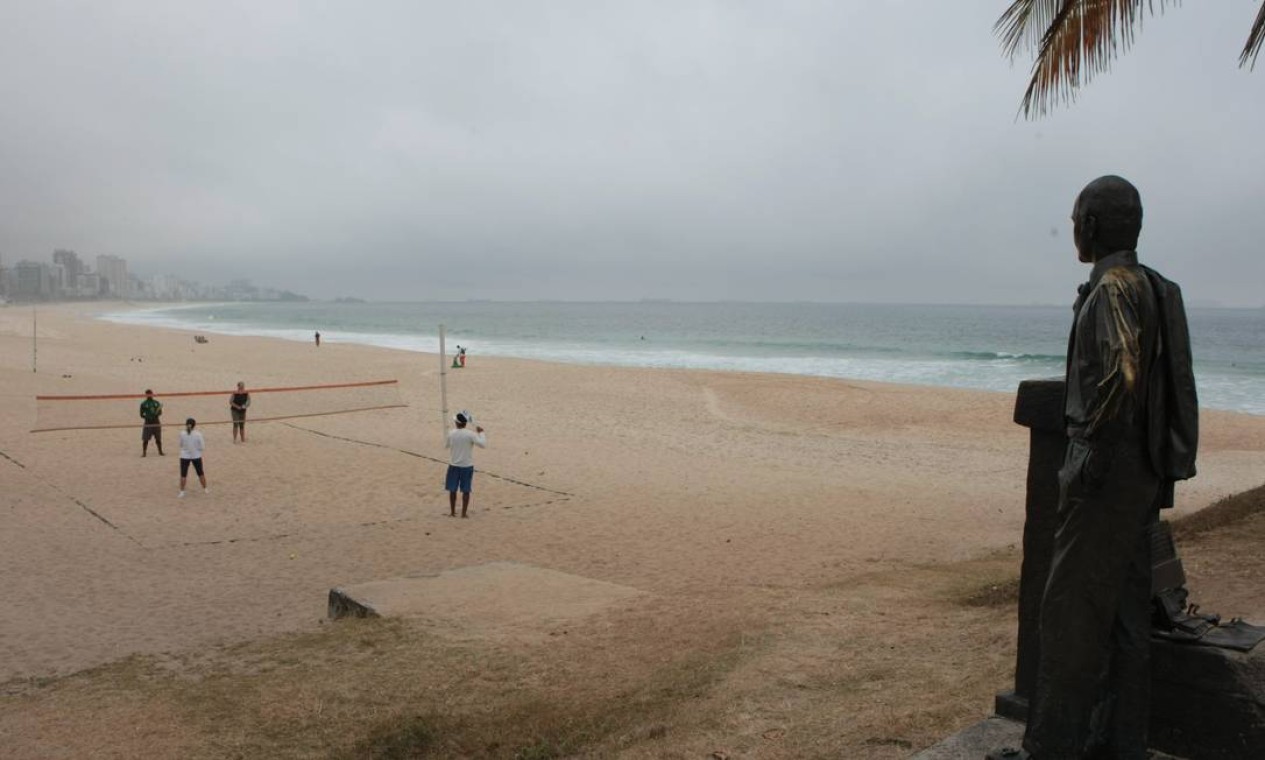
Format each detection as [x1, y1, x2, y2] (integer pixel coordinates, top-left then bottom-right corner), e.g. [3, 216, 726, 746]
[445, 411, 486, 518]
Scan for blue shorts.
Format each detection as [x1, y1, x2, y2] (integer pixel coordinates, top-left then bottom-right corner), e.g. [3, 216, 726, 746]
[445, 465, 474, 493]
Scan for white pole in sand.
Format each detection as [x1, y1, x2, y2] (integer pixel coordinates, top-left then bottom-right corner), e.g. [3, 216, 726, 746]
[438, 323, 448, 446]
[32, 306, 37, 373]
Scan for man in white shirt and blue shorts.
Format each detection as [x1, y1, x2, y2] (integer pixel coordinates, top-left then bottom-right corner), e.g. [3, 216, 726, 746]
[445, 411, 486, 518]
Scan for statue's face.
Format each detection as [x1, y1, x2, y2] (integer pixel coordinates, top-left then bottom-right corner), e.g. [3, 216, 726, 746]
[1073, 219, 1090, 263]
[1071, 207, 1087, 263]
[1071, 195, 1095, 263]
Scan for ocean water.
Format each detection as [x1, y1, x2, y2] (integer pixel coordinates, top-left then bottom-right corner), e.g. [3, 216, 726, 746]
[100, 301, 1265, 415]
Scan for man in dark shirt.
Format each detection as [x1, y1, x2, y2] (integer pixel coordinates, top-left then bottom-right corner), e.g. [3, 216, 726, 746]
[139, 389, 164, 457]
[1016, 176, 1197, 759]
[230, 381, 251, 443]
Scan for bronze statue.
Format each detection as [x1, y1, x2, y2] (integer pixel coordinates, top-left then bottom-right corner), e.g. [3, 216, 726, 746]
[993, 176, 1199, 759]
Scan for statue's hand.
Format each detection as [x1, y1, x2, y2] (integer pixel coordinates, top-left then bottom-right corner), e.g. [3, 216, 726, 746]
[1081, 444, 1115, 491]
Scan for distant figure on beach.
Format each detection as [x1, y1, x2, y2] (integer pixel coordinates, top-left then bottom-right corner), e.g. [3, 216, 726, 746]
[178, 418, 208, 497]
[139, 389, 164, 457]
[444, 410, 486, 518]
[314, 331, 320, 347]
[230, 381, 251, 443]
[1004, 176, 1199, 760]
[458, 345, 467, 367]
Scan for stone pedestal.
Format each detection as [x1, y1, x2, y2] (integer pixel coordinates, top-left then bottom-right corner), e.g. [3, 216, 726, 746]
[995, 378, 1065, 720]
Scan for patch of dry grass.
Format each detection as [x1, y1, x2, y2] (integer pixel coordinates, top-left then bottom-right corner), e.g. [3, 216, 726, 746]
[0, 561, 1015, 759]
[1, 604, 760, 759]
[1171, 482, 1265, 539]
[945, 481, 1265, 612]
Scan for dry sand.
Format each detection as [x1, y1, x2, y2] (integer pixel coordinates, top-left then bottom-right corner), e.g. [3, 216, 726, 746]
[2, 303, 1263, 756]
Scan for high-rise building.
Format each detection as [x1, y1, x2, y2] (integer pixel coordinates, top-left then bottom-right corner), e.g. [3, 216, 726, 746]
[148, 274, 183, 300]
[78, 272, 101, 296]
[95, 254, 129, 298]
[50, 262, 66, 296]
[53, 249, 83, 289]
[13, 261, 54, 300]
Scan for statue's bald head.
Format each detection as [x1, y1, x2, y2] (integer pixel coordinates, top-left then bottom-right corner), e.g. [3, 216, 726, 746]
[1072, 175, 1143, 261]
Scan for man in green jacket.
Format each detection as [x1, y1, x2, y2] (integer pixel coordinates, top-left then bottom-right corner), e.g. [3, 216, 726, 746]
[140, 389, 164, 457]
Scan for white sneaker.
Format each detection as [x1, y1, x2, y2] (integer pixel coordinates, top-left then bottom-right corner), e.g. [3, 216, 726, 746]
[178, 490, 186, 498]
[202, 488, 209, 495]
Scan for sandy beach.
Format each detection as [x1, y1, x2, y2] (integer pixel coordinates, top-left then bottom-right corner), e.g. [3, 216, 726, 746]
[3, 303, 1264, 758]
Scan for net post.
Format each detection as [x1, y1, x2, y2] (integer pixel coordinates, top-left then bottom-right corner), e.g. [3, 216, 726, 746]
[439, 323, 448, 447]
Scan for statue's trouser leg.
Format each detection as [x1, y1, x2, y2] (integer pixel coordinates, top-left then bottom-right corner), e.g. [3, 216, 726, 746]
[1091, 508, 1155, 760]
[1024, 439, 1159, 759]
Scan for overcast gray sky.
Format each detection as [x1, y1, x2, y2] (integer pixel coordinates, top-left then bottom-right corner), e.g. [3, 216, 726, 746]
[2, 1, 1263, 305]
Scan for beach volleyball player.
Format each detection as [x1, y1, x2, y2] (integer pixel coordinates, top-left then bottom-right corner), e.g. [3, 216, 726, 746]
[178, 418, 208, 497]
[445, 410, 486, 518]
[230, 381, 250, 443]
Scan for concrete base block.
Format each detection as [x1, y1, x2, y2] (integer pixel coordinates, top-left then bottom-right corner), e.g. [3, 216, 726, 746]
[1149, 636, 1265, 759]
[912, 716, 1187, 759]
[910, 716, 1024, 760]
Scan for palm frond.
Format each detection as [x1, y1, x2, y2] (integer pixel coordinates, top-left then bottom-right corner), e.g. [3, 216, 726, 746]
[1241, 1, 1265, 69]
[997, 1, 1180, 118]
[995, 0, 1064, 60]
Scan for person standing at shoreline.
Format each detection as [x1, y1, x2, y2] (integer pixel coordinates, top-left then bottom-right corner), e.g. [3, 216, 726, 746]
[139, 389, 164, 457]
[444, 411, 486, 518]
[230, 381, 250, 443]
[178, 418, 208, 497]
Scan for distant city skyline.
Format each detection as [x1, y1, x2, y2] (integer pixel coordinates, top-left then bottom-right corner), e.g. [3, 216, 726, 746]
[0, 248, 306, 303]
[4, 241, 1263, 309]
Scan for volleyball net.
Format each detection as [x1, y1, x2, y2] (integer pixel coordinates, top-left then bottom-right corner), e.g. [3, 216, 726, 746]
[32, 379, 406, 433]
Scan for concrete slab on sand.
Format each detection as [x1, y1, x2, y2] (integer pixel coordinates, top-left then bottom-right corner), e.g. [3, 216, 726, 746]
[329, 561, 647, 638]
